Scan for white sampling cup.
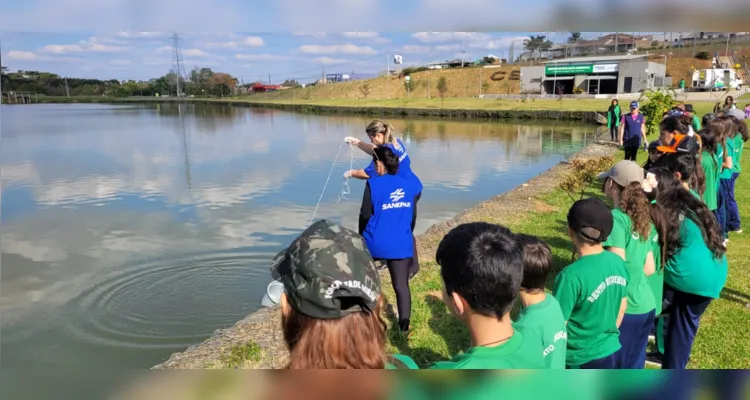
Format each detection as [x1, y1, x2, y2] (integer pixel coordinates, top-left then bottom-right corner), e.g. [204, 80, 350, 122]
[261, 280, 284, 307]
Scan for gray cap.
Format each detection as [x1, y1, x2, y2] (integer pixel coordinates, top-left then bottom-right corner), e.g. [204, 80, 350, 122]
[598, 160, 644, 187]
[726, 107, 746, 120]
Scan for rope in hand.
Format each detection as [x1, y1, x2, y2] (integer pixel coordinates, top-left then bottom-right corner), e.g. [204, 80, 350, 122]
[307, 139, 356, 227]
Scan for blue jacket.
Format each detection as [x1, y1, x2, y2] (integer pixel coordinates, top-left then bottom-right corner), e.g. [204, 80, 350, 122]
[364, 138, 423, 193]
[360, 172, 418, 260]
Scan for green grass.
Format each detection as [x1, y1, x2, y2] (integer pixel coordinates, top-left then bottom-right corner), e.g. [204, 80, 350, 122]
[218, 341, 262, 369]
[386, 139, 750, 369]
[28, 95, 719, 116]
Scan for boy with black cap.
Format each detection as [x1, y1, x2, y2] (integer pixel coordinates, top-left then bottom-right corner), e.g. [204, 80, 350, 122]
[553, 198, 630, 369]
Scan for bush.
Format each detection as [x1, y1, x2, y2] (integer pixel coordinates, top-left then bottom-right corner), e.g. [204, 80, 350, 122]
[400, 67, 428, 78]
[695, 51, 711, 60]
[559, 156, 616, 202]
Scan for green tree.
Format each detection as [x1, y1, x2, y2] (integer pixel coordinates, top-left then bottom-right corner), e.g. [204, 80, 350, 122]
[282, 79, 302, 88]
[567, 32, 582, 43]
[638, 90, 678, 136]
[436, 76, 449, 108]
[359, 81, 372, 104]
[523, 35, 553, 60]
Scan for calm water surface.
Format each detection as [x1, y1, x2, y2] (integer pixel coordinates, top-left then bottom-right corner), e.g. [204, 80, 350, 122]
[1, 103, 596, 368]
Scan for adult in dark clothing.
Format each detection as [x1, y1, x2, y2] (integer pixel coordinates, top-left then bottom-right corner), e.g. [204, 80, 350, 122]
[619, 101, 649, 161]
[358, 146, 420, 333]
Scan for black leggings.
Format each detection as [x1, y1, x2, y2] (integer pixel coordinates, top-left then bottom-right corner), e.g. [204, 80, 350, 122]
[385, 258, 412, 332]
[610, 125, 618, 141]
[410, 192, 422, 278]
[624, 146, 638, 161]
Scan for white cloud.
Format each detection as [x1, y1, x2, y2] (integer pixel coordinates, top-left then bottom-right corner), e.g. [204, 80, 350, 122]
[117, 31, 166, 39]
[396, 45, 432, 54]
[312, 57, 348, 65]
[297, 44, 377, 55]
[434, 44, 462, 52]
[235, 53, 289, 61]
[5, 51, 41, 61]
[203, 36, 265, 49]
[41, 41, 128, 54]
[110, 59, 133, 66]
[292, 31, 328, 38]
[341, 31, 379, 38]
[182, 48, 210, 57]
[411, 32, 491, 43]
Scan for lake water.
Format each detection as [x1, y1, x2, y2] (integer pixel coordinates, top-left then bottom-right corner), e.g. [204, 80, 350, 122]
[1, 103, 595, 369]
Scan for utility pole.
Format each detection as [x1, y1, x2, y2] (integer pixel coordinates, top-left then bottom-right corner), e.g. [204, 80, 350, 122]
[268, 73, 271, 85]
[726, 32, 731, 57]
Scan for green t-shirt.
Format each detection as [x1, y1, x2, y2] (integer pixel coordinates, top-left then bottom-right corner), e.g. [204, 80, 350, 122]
[665, 216, 728, 299]
[428, 330, 546, 369]
[719, 140, 736, 180]
[646, 225, 664, 315]
[386, 354, 420, 369]
[733, 134, 744, 174]
[701, 151, 720, 211]
[692, 115, 701, 132]
[513, 294, 567, 369]
[603, 209, 656, 315]
[552, 251, 629, 366]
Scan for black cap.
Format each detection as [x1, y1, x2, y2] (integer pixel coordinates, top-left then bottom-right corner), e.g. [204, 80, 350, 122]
[567, 198, 613, 242]
[684, 104, 695, 113]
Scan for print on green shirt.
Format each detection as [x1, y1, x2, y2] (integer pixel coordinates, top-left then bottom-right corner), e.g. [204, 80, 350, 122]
[513, 294, 568, 369]
[552, 251, 629, 366]
[701, 151, 720, 211]
[428, 330, 546, 369]
[603, 209, 656, 315]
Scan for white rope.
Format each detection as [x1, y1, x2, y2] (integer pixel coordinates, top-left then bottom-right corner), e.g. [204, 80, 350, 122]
[308, 140, 355, 227]
[337, 143, 355, 203]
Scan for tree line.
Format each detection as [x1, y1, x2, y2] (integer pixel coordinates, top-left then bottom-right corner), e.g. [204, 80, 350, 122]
[0, 65, 247, 97]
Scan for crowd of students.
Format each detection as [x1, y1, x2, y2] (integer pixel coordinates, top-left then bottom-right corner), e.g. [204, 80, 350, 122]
[266, 112, 745, 370]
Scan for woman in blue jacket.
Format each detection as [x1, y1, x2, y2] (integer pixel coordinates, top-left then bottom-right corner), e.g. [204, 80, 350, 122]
[358, 145, 420, 334]
[346, 120, 423, 277]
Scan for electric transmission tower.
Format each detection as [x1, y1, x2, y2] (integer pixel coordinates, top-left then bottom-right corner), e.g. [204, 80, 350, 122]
[171, 32, 189, 96]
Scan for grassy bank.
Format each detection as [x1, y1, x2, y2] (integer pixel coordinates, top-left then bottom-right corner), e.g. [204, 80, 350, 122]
[382, 141, 750, 369]
[27, 95, 716, 115]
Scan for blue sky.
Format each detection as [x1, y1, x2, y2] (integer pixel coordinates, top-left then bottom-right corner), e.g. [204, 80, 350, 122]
[1, 31, 612, 83]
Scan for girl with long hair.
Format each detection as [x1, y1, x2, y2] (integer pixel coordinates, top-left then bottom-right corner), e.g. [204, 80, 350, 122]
[725, 115, 748, 234]
[599, 161, 657, 369]
[723, 95, 735, 112]
[607, 99, 621, 142]
[708, 116, 736, 241]
[345, 120, 423, 278]
[697, 128, 721, 214]
[655, 116, 705, 197]
[359, 146, 420, 334]
[272, 219, 418, 369]
[647, 167, 728, 369]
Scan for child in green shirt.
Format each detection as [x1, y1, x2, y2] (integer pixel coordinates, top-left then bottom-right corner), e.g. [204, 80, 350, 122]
[726, 116, 748, 234]
[430, 222, 546, 369]
[598, 160, 657, 369]
[513, 234, 567, 369]
[552, 198, 629, 369]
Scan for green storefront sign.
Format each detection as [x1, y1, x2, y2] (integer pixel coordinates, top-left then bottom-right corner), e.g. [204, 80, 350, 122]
[545, 64, 593, 75]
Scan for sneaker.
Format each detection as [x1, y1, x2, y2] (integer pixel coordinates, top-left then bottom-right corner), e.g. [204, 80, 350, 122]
[648, 334, 656, 344]
[730, 229, 743, 234]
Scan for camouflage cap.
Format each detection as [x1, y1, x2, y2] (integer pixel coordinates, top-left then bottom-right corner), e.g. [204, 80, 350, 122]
[270, 219, 381, 319]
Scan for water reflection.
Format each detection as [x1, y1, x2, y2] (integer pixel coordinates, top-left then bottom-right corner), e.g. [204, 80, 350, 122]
[1, 103, 591, 368]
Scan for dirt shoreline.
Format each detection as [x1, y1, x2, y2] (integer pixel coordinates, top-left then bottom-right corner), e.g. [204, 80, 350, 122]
[152, 135, 618, 369]
[29, 96, 603, 124]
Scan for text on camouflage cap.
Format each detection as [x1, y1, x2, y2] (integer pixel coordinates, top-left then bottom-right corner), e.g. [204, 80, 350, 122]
[270, 219, 381, 319]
